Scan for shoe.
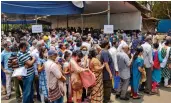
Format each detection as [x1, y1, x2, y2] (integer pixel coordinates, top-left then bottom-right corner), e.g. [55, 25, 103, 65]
[115, 94, 120, 99]
[120, 97, 129, 101]
[144, 91, 155, 95]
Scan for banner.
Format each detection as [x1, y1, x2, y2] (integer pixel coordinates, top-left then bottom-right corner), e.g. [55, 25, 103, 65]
[32, 25, 43, 33]
[104, 25, 114, 34]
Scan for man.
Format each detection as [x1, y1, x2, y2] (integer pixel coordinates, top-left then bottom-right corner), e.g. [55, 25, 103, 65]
[108, 41, 119, 93]
[82, 35, 91, 51]
[18, 41, 36, 103]
[116, 44, 131, 100]
[121, 30, 127, 42]
[100, 40, 115, 103]
[1, 41, 12, 100]
[141, 36, 154, 95]
[8, 45, 23, 103]
[30, 41, 43, 102]
[117, 35, 128, 52]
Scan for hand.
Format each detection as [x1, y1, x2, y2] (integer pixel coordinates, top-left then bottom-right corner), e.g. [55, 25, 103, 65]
[12, 59, 17, 65]
[101, 64, 105, 69]
[109, 73, 113, 80]
[17, 76, 22, 80]
[115, 71, 119, 76]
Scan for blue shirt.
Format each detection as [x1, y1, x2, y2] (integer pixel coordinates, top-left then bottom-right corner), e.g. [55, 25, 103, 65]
[100, 50, 115, 80]
[1, 50, 12, 71]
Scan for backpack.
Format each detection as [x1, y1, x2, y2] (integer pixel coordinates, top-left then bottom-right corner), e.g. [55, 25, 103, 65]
[153, 51, 160, 69]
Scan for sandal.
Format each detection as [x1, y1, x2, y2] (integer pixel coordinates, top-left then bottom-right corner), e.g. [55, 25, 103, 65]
[133, 96, 141, 99]
[164, 85, 171, 88]
[2, 95, 11, 100]
[2, 91, 7, 95]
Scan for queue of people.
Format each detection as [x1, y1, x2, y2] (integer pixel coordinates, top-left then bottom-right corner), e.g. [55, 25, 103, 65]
[1, 29, 171, 103]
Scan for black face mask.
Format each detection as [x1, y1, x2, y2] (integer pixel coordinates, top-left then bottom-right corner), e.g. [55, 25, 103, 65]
[77, 59, 81, 62]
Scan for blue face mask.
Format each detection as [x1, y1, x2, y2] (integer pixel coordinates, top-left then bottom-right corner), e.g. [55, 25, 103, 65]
[12, 52, 18, 55]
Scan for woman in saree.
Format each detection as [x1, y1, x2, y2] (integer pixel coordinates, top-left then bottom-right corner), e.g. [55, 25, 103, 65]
[69, 50, 89, 103]
[131, 46, 144, 99]
[88, 49, 104, 103]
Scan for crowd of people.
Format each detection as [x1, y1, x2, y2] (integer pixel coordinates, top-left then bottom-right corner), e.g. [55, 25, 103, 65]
[1, 28, 171, 103]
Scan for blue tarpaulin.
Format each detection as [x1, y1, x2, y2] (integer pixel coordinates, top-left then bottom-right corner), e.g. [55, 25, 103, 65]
[1, 1, 83, 15]
[157, 20, 171, 33]
[1, 20, 51, 25]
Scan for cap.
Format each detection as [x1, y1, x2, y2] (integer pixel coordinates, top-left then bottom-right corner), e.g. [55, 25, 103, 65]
[48, 50, 57, 56]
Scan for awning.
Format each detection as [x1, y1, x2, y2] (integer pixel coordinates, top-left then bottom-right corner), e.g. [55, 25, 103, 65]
[1, 20, 51, 25]
[1, 1, 84, 15]
[157, 20, 171, 33]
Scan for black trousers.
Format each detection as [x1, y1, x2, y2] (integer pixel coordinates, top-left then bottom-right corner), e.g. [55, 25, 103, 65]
[103, 80, 112, 103]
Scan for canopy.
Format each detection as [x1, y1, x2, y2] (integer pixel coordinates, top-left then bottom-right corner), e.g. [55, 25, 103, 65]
[1, 20, 51, 25]
[157, 20, 171, 33]
[1, 1, 84, 15]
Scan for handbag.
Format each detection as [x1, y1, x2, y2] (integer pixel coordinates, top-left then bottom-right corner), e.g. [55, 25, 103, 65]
[80, 70, 96, 89]
[48, 63, 64, 102]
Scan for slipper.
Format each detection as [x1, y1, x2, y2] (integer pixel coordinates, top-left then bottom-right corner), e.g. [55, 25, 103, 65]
[2, 95, 11, 100]
[164, 85, 171, 88]
[133, 96, 141, 99]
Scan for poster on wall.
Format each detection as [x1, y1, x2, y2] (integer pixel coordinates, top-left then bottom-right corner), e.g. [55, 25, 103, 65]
[104, 25, 114, 34]
[32, 25, 43, 33]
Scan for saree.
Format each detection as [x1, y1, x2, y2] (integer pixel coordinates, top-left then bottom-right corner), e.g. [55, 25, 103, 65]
[89, 58, 103, 103]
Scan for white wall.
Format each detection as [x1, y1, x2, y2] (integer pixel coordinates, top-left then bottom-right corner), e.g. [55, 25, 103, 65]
[48, 11, 142, 30]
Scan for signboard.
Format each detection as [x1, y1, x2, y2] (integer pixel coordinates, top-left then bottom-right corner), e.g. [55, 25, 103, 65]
[104, 25, 114, 34]
[32, 25, 43, 33]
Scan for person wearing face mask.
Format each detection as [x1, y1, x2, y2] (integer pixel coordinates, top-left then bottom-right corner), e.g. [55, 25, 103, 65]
[37, 47, 49, 103]
[100, 40, 115, 103]
[8, 45, 23, 103]
[69, 50, 89, 103]
[1, 41, 12, 100]
[63, 51, 72, 103]
[44, 50, 66, 103]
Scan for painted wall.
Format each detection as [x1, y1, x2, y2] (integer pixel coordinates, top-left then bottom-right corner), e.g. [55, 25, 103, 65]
[48, 11, 142, 30]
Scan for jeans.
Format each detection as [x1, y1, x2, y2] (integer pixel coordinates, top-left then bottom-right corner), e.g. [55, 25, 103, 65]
[14, 77, 23, 99]
[22, 74, 35, 103]
[50, 96, 63, 103]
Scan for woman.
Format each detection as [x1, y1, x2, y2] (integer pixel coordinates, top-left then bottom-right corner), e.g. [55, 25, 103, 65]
[63, 51, 72, 103]
[161, 40, 171, 88]
[80, 46, 89, 102]
[88, 49, 104, 103]
[37, 47, 48, 103]
[44, 50, 66, 103]
[131, 46, 144, 99]
[152, 43, 163, 93]
[70, 50, 89, 103]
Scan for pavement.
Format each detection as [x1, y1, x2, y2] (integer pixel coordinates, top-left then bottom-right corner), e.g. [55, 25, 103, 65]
[1, 86, 171, 103]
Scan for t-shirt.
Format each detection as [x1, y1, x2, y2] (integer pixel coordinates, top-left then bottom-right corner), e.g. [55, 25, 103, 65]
[100, 50, 114, 80]
[8, 54, 19, 69]
[1, 50, 12, 71]
[18, 51, 34, 76]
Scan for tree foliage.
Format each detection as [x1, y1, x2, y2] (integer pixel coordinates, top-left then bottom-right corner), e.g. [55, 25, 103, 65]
[138, 1, 171, 19]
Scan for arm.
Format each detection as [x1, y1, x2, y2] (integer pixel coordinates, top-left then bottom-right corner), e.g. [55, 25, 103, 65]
[158, 51, 163, 63]
[25, 57, 36, 67]
[38, 64, 44, 72]
[149, 47, 153, 66]
[104, 62, 113, 79]
[70, 59, 88, 73]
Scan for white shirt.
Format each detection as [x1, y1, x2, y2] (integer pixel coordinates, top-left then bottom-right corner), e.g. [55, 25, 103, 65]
[141, 42, 153, 68]
[109, 47, 119, 72]
[117, 40, 128, 52]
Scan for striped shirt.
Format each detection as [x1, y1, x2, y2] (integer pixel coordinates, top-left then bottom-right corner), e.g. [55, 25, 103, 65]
[8, 54, 19, 69]
[18, 51, 34, 76]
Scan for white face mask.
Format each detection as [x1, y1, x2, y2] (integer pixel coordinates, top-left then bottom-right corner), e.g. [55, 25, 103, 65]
[73, 37, 77, 41]
[82, 51, 88, 56]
